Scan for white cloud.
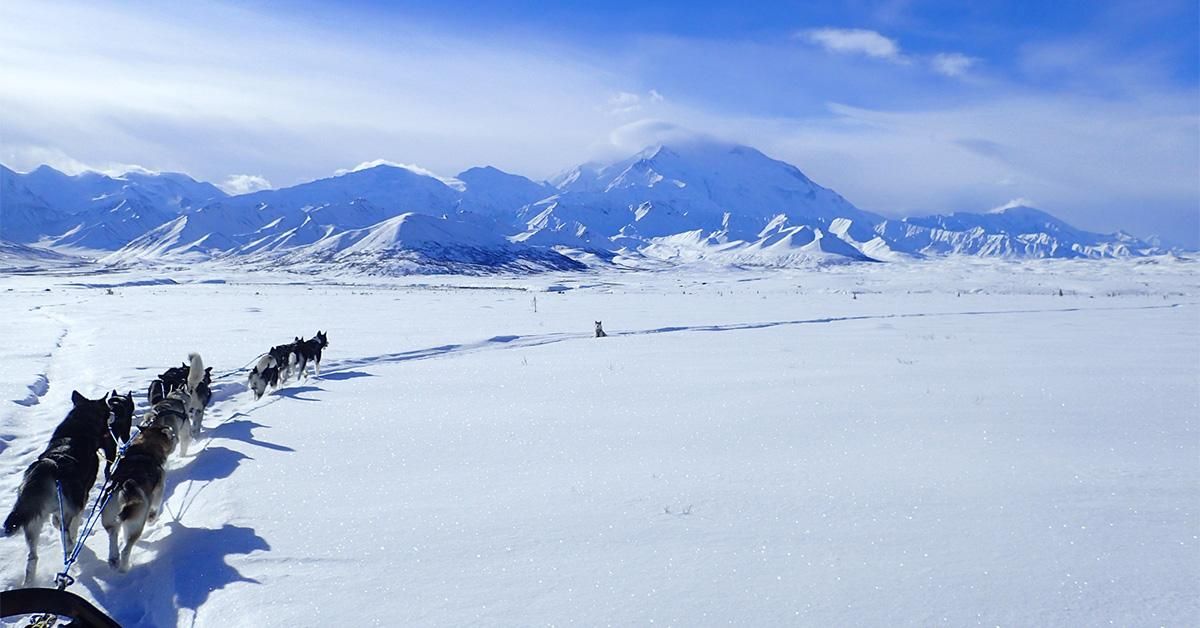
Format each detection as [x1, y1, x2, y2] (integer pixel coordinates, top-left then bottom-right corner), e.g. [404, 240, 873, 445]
[607, 91, 643, 115]
[607, 119, 708, 152]
[605, 90, 666, 115]
[0, 1, 625, 183]
[931, 52, 975, 77]
[990, 197, 1037, 212]
[334, 160, 464, 190]
[800, 28, 906, 62]
[219, 174, 273, 195]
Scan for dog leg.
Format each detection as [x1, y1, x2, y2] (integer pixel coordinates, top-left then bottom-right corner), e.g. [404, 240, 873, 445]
[102, 498, 121, 569]
[119, 507, 149, 573]
[66, 509, 82, 548]
[22, 518, 42, 585]
[148, 483, 165, 524]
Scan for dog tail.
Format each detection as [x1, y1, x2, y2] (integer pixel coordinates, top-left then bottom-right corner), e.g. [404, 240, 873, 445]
[118, 480, 146, 521]
[4, 459, 56, 536]
[186, 352, 205, 391]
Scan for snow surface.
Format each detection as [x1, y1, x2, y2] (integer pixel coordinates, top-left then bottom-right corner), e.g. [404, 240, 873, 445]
[0, 257, 1197, 626]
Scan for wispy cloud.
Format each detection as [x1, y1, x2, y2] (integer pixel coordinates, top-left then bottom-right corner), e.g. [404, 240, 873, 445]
[931, 52, 976, 77]
[799, 28, 906, 62]
[219, 174, 273, 195]
[798, 27, 981, 78]
[605, 90, 667, 115]
[333, 160, 464, 189]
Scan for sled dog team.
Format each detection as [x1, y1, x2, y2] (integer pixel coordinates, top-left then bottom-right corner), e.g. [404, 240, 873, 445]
[3, 331, 328, 584]
[247, 331, 329, 400]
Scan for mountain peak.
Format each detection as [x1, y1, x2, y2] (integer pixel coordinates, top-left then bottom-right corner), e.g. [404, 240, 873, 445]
[30, 164, 67, 176]
[334, 160, 465, 191]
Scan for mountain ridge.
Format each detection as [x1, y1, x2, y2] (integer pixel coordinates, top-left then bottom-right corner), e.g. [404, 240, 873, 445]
[0, 141, 1168, 273]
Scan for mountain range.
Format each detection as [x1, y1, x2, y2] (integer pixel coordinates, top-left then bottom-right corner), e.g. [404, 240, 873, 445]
[0, 140, 1166, 274]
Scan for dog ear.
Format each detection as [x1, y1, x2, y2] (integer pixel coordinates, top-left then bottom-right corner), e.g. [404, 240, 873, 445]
[71, 390, 86, 405]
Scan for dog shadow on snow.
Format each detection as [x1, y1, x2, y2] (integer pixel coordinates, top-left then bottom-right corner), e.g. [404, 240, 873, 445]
[160, 446, 252, 522]
[74, 521, 269, 628]
[207, 419, 296, 453]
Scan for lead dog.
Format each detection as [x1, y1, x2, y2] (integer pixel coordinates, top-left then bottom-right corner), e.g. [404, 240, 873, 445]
[294, 331, 329, 378]
[101, 423, 175, 572]
[142, 353, 207, 455]
[3, 391, 113, 585]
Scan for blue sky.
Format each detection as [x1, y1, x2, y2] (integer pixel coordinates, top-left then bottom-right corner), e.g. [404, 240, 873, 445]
[1, 0, 1197, 244]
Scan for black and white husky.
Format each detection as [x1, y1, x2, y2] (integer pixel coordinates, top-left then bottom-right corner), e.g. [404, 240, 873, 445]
[294, 331, 329, 378]
[142, 353, 207, 455]
[247, 354, 278, 400]
[150, 360, 213, 407]
[101, 423, 175, 572]
[268, 341, 299, 385]
[3, 391, 113, 585]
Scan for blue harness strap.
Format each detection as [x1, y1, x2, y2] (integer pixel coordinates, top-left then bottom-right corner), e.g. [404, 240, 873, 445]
[52, 424, 141, 591]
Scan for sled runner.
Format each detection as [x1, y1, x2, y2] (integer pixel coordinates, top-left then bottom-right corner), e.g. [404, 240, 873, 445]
[1, 587, 121, 627]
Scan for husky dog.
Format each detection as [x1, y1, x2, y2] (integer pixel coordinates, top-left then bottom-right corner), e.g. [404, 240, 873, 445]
[594, 321, 607, 338]
[101, 423, 175, 572]
[294, 331, 329, 378]
[247, 354, 278, 399]
[268, 341, 299, 385]
[103, 391, 136, 480]
[143, 353, 207, 454]
[3, 391, 112, 585]
[150, 361, 213, 406]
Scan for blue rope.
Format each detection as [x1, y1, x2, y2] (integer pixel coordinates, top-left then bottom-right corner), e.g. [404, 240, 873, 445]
[55, 480, 69, 560]
[53, 425, 141, 590]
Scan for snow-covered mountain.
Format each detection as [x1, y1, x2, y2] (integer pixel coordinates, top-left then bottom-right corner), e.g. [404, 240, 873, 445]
[514, 139, 1157, 264]
[100, 166, 580, 274]
[0, 165, 226, 249]
[1, 141, 1165, 273]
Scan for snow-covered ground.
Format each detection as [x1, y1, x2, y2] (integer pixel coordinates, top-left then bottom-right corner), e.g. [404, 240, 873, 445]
[1, 257, 1197, 626]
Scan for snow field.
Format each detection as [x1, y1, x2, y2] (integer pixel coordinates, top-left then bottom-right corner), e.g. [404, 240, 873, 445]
[0, 258, 1196, 626]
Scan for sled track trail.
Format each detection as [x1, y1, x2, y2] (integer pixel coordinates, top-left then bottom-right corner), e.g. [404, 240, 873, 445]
[319, 301, 1194, 376]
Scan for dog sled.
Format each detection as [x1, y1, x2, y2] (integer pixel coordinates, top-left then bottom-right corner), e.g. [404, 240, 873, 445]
[1, 586, 121, 627]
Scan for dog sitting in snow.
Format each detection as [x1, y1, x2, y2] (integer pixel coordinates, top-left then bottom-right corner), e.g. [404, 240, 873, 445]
[294, 331, 329, 378]
[101, 422, 175, 572]
[3, 391, 114, 585]
[594, 321, 607, 338]
[142, 353, 207, 455]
